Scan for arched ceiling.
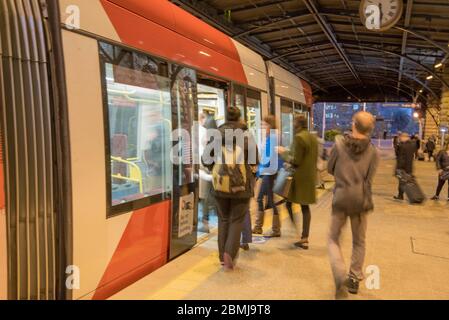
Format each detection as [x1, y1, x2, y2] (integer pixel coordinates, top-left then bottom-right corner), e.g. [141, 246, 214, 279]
[171, 0, 449, 108]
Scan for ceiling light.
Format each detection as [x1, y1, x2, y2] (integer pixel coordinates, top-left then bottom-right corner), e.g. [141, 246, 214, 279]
[199, 51, 211, 57]
[426, 75, 433, 80]
[434, 63, 443, 69]
[419, 89, 423, 93]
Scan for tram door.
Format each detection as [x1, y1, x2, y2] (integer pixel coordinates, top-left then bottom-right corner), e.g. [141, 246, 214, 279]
[233, 85, 262, 143]
[169, 66, 200, 259]
[196, 77, 227, 239]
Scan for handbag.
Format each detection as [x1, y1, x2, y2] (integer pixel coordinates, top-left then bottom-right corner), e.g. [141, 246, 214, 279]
[273, 167, 294, 199]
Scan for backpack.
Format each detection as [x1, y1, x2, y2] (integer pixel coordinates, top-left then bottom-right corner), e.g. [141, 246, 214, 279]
[212, 144, 247, 194]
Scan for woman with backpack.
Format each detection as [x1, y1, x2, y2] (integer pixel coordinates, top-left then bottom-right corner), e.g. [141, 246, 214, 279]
[202, 107, 258, 271]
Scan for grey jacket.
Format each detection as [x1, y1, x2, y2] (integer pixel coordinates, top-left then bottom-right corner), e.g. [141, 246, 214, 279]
[328, 135, 379, 215]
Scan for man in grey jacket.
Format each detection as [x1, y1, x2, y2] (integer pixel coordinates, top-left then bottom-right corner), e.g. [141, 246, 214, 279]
[327, 111, 379, 299]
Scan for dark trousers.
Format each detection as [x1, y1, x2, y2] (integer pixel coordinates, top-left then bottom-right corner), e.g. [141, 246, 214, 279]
[215, 197, 250, 261]
[286, 201, 311, 239]
[241, 210, 252, 244]
[257, 175, 279, 215]
[436, 178, 449, 197]
[428, 151, 434, 161]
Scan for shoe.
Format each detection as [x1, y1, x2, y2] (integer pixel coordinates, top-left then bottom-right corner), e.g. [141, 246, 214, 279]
[346, 278, 359, 295]
[431, 195, 439, 200]
[240, 243, 250, 251]
[223, 253, 234, 271]
[294, 238, 309, 250]
[264, 214, 281, 238]
[393, 195, 404, 201]
[252, 211, 265, 235]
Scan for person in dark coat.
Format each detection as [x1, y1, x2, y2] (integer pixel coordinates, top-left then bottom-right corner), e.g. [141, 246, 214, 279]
[394, 133, 417, 200]
[278, 115, 318, 250]
[411, 134, 421, 159]
[426, 138, 436, 162]
[431, 143, 449, 201]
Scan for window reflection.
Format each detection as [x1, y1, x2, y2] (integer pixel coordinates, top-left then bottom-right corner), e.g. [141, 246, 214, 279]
[100, 42, 173, 208]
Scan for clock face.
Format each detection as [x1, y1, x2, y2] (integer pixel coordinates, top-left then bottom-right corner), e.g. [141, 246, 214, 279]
[360, 0, 404, 32]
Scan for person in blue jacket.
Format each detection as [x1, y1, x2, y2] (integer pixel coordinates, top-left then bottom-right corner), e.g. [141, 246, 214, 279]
[253, 115, 283, 237]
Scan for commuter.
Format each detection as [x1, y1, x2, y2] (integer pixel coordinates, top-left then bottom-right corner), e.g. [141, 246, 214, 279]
[278, 115, 318, 250]
[327, 111, 379, 299]
[199, 114, 218, 233]
[314, 132, 327, 189]
[253, 115, 283, 237]
[426, 138, 436, 162]
[394, 133, 417, 200]
[411, 134, 421, 159]
[431, 143, 449, 201]
[393, 133, 400, 157]
[202, 107, 258, 271]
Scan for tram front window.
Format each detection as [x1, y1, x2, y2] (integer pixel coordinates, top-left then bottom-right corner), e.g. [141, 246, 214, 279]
[100, 43, 173, 210]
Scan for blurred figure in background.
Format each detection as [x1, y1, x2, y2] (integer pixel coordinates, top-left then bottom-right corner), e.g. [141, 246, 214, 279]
[278, 115, 318, 250]
[431, 143, 449, 201]
[313, 131, 327, 189]
[253, 115, 282, 237]
[394, 133, 417, 201]
[198, 113, 217, 233]
[327, 111, 379, 299]
[426, 137, 436, 162]
[411, 134, 421, 160]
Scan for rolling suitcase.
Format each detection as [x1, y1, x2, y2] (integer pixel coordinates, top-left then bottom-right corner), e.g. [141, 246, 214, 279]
[396, 170, 425, 204]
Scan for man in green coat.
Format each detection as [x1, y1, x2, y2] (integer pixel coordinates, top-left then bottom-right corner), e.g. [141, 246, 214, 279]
[278, 115, 318, 249]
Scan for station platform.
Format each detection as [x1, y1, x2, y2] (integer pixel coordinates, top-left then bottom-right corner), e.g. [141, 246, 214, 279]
[110, 159, 449, 300]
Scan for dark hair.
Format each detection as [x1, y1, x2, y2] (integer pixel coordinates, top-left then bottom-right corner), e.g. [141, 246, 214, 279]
[293, 115, 308, 132]
[263, 115, 277, 130]
[227, 106, 241, 122]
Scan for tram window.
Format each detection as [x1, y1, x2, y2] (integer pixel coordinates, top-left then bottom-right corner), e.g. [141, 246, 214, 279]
[99, 42, 173, 213]
[281, 99, 294, 147]
[171, 66, 197, 186]
[233, 85, 246, 119]
[246, 89, 261, 142]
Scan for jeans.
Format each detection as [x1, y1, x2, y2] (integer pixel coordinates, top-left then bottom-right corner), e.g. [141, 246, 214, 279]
[286, 201, 311, 239]
[436, 178, 449, 197]
[257, 175, 278, 214]
[241, 210, 253, 244]
[215, 197, 250, 261]
[328, 211, 368, 288]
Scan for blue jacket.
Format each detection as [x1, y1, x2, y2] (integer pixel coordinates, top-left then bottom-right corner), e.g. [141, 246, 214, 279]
[258, 133, 283, 176]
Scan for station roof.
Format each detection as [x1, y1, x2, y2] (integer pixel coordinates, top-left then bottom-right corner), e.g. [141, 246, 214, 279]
[171, 0, 449, 109]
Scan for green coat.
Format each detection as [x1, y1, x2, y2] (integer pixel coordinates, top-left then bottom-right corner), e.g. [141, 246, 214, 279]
[282, 129, 318, 205]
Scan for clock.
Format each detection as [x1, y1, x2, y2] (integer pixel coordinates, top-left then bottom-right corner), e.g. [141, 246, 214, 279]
[360, 0, 404, 32]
